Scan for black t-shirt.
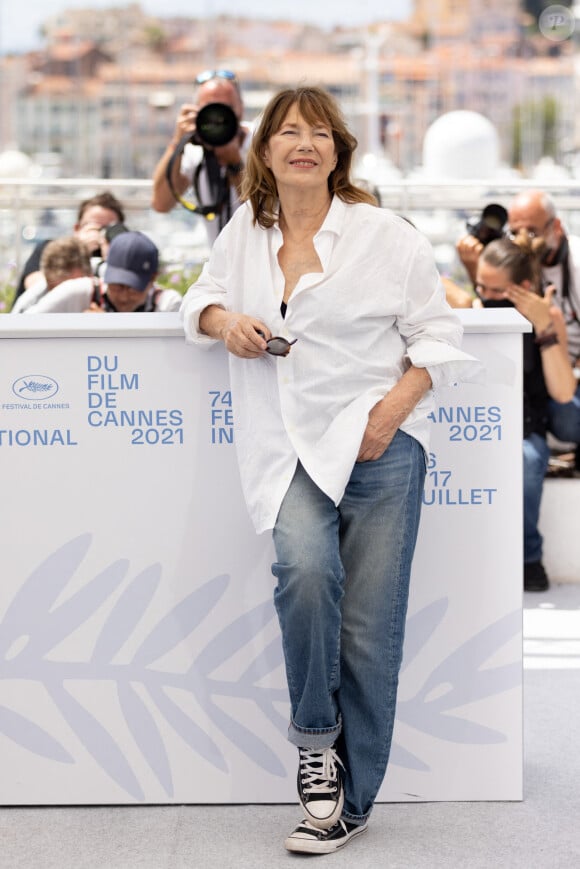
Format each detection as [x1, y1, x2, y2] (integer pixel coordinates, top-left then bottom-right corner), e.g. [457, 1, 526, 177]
[12, 240, 50, 306]
[523, 332, 549, 439]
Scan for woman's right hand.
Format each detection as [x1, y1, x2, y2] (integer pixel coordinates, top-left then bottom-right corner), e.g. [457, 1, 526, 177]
[456, 234, 484, 284]
[221, 314, 271, 357]
[199, 306, 270, 357]
[173, 103, 198, 143]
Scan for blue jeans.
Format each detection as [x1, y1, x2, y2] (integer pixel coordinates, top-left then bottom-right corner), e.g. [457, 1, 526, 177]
[548, 382, 580, 444]
[271, 430, 426, 825]
[523, 433, 550, 564]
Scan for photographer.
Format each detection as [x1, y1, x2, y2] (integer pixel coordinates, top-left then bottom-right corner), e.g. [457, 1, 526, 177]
[457, 191, 580, 452]
[508, 192, 580, 445]
[456, 202, 508, 283]
[11, 236, 93, 313]
[151, 70, 252, 244]
[475, 232, 576, 591]
[21, 231, 182, 314]
[11, 191, 125, 311]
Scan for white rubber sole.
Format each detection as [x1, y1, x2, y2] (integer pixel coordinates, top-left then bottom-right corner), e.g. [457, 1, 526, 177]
[285, 820, 368, 854]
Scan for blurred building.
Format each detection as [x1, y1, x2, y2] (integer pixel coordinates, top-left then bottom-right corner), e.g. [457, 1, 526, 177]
[2, 1, 577, 178]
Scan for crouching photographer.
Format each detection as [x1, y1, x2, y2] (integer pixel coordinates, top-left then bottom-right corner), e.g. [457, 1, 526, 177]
[151, 70, 252, 244]
[456, 202, 508, 285]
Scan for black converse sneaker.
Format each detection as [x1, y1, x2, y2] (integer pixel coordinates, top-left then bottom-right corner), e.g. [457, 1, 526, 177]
[285, 818, 368, 854]
[297, 746, 344, 829]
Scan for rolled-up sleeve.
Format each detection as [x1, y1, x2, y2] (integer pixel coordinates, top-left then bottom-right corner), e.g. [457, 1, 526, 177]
[398, 234, 483, 388]
[180, 236, 230, 347]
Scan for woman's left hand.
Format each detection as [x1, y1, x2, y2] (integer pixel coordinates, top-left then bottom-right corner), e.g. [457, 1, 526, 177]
[357, 404, 397, 462]
[357, 366, 433, 463]
[503, 282, 554, 333]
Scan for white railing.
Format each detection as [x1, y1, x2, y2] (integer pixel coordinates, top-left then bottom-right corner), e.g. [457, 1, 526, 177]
[3, 174, 580, 287]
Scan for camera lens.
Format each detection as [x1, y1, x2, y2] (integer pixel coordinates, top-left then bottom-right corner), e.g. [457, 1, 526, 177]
[193, 103, 239, 148]
[481, 203, 508, 232]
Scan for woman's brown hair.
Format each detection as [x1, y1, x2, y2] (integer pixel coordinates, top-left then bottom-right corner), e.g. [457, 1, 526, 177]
[241, 86, 377, 228]
[481, 230, 546, 294]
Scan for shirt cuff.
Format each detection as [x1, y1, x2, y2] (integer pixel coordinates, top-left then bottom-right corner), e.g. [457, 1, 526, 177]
[180, 297, 226, 347]
[407, 340, 484, 389]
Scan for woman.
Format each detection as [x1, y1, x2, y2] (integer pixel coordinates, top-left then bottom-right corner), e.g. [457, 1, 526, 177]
[475, 232, 576, 592]
[180, 87, 478, 855]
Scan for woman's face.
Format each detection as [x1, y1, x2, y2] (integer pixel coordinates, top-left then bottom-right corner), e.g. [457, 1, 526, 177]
[475, 259, 511, 302]
[262, 104, 337, 193]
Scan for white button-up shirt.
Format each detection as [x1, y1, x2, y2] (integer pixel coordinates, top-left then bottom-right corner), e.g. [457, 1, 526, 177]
[181, 196, 480, 533]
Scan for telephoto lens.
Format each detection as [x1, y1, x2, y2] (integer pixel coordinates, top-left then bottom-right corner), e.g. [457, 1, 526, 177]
[192, 103, 239, 147]
[466, 203, 508, 246]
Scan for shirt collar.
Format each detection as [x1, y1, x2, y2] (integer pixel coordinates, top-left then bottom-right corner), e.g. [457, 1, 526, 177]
[320, 194, 347, 237]
[273, 194, 346, 239]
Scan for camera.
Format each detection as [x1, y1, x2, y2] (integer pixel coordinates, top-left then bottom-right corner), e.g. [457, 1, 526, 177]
[190, 103, 239, 148]
[466, 203, 508, 246]
[103, 223, 129, 244]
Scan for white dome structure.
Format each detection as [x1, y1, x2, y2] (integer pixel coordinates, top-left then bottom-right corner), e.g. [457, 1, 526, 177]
[0, 149, 35, 178]
[422, 111, 500, 179]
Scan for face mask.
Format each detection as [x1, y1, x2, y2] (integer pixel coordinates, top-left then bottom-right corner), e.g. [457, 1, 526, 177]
[480, 297, 514, 309]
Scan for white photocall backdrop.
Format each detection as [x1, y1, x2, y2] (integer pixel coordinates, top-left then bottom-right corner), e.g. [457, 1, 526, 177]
[0, 310, 527, 805]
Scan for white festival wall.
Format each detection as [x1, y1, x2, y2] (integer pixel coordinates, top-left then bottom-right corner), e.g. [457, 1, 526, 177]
[0, 310, 526, 805]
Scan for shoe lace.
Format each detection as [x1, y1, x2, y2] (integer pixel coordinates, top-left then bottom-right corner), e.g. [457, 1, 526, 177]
[299, 748, 343, 795]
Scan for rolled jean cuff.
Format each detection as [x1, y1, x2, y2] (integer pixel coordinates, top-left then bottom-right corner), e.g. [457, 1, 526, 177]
[287, 716, 342, 749]
[341, 810, 371, 826]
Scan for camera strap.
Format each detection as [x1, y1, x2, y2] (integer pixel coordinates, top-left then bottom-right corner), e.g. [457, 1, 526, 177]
[193, 151, 231, 229]
[165, 134, 230, 223]
[544, 236, 579, 323]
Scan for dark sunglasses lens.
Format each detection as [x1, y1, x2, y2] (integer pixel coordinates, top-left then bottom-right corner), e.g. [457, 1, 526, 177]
[266, 337, 297, 356]
[266, 338, 290, 355]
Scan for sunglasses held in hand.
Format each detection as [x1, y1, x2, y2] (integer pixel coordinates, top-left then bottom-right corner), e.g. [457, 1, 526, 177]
[256, 330, 297, 357]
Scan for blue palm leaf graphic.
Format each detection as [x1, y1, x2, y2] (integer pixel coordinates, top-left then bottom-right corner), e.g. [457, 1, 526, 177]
[398, 610, 521, 744]
[238, 633, 285, 684]
[204, 700, 287, 777]
[0, 533, 522, 795]
[92, 565, 161, 664]
[250, 698, 288, 737]
[17, 560, 130, 662]
[0, 704, 74, 763]
[47, 684, 145, 800]
[418, 609, 521, 709]
[389, 741, 430, 772]
[237, 635, 288, 735]
[149, 687, 228, 772]
[401, 598, 448, 672]
[117, 683, 173, 796]
[133, 574, 230, 668]
[194, 600, 277, 676]
[0, 534, 93, 658]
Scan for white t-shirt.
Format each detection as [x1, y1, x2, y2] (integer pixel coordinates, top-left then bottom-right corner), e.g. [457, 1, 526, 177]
[23, 276, 182, 313]
[181, 197, 481, 533]
[180, 123, 253, 244]
[11, 278, 48, 313]
[542, 233, 580, 364]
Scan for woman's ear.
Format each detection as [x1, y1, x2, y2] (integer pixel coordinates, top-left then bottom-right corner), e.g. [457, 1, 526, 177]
[262, 149, 270, 167]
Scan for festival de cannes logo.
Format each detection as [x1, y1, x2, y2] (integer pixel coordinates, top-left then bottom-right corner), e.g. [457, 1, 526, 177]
[12, 375, 59, 401]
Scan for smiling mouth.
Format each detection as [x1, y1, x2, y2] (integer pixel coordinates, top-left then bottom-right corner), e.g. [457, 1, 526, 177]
[290, 160, 317, 167]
